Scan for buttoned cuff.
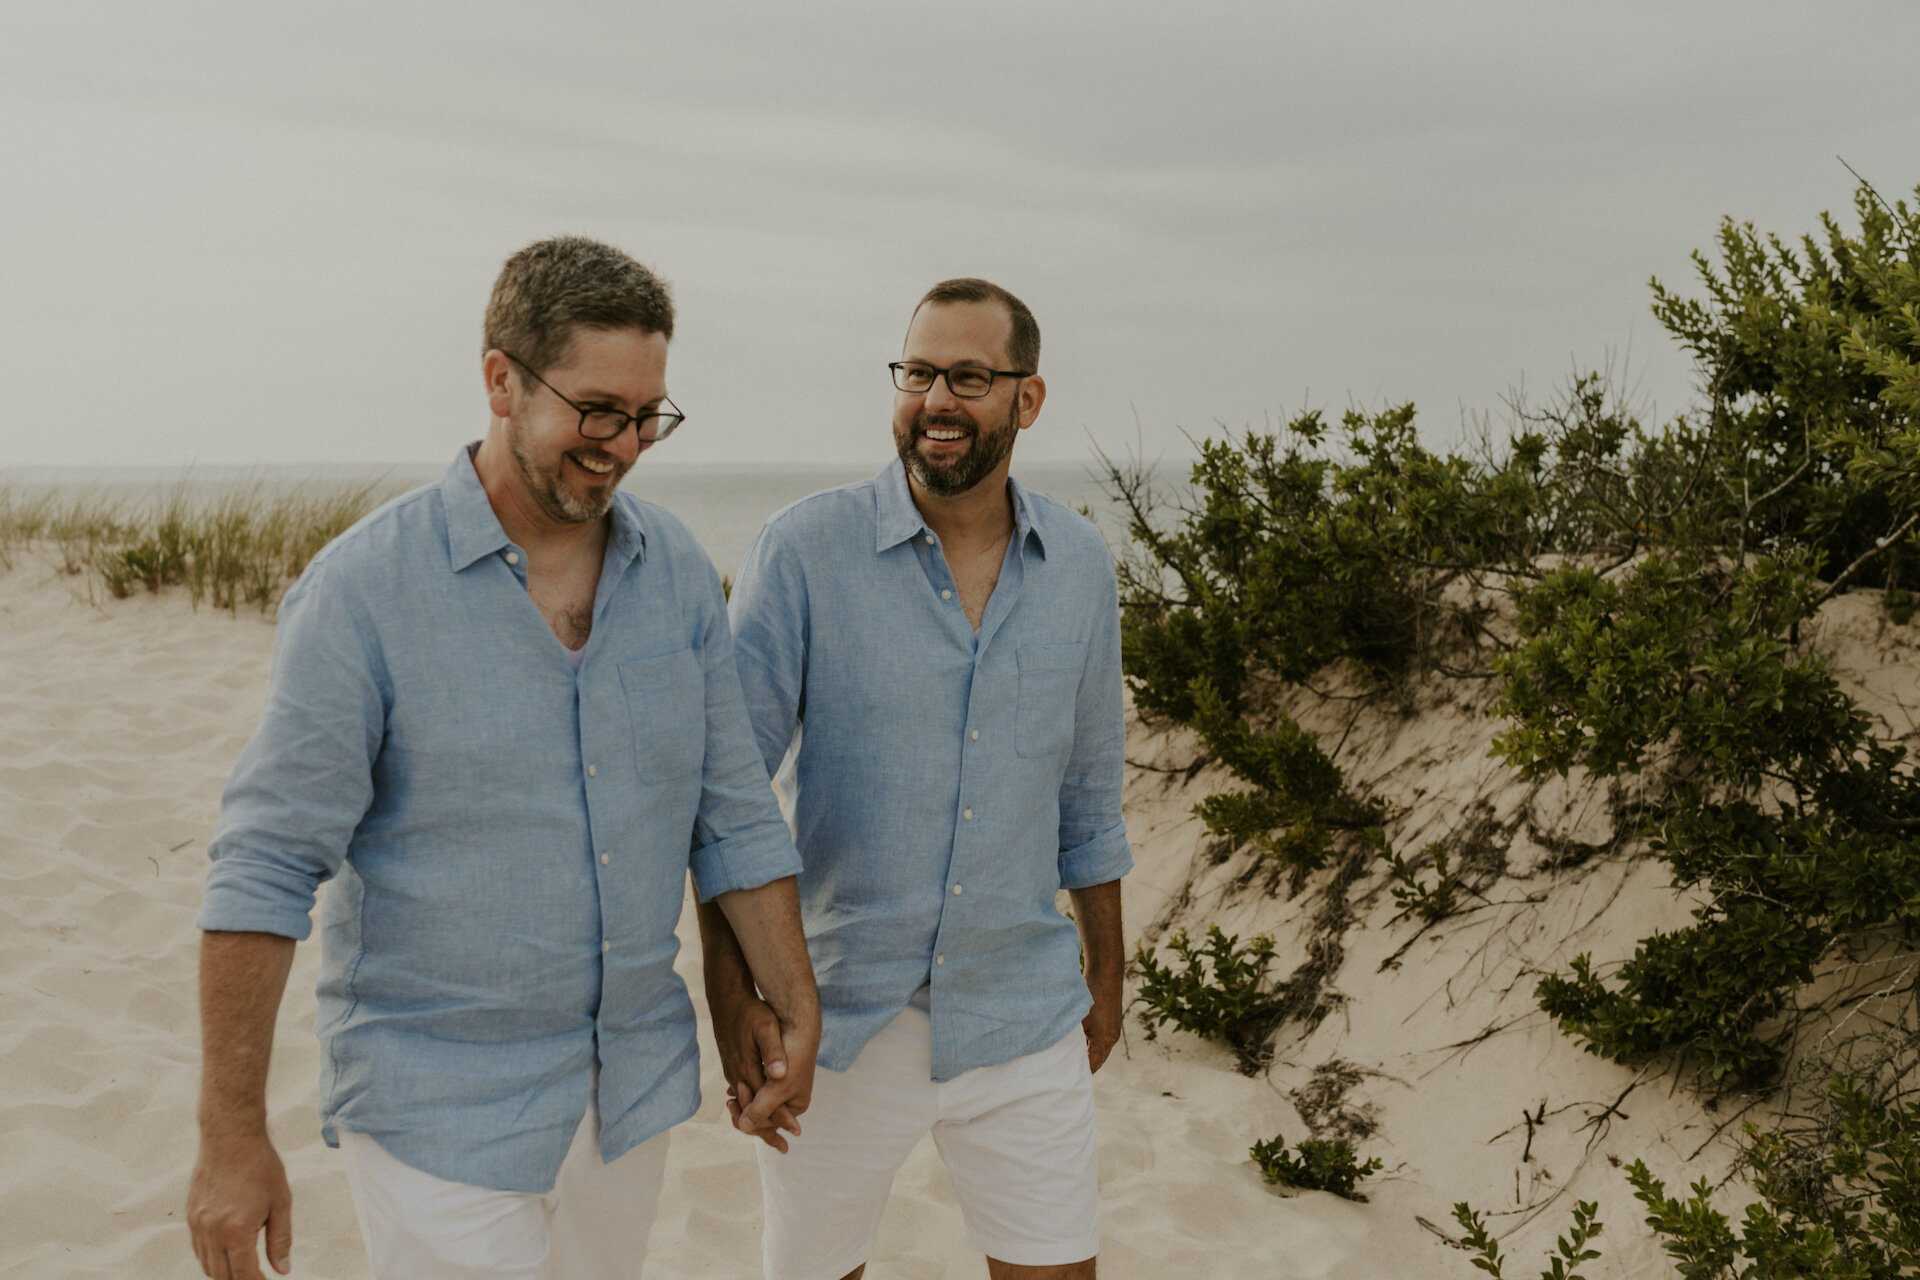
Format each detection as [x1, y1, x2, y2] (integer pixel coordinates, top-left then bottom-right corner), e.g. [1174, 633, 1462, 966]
[1058, 820, 1132, 890]
[196, 858, 319, 939]
[689, 825, 804, 903]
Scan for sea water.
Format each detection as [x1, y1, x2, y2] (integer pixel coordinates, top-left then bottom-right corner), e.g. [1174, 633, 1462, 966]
[2, 459, 1150, 579]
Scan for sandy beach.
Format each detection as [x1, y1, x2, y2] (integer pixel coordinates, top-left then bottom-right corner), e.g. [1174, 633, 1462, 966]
[13, 543, 1891, 1278]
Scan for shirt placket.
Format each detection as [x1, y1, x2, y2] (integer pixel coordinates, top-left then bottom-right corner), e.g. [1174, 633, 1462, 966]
[578, 541, 645, 1030]
[916, 527, 1027, 1073]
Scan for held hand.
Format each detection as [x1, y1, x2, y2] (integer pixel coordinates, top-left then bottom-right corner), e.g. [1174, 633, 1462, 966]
[710, 984, 803, 1152]
[701, 876, 820, 1153]
[1082, 986, 1122, 1074]
[187, 1130, 292, 1280]
[736, 1010, 818, 1154]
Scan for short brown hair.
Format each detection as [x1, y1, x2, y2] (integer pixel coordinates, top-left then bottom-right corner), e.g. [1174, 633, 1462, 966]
[484, 236, 674, 374]
[913, 278, 1040, 374]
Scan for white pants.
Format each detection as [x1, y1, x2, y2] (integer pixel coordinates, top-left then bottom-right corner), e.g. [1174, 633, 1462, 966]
[338, 1104, 670, 1280]
[759, 997, 1100, 1280]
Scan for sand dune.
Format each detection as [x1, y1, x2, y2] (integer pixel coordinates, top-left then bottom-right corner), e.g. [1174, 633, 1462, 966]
[0, 555, 1314, 1280]
[6, 545, 1842, 1278]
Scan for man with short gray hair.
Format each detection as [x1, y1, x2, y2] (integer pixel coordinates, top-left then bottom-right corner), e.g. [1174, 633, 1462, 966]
[186, 236, 819, 1280]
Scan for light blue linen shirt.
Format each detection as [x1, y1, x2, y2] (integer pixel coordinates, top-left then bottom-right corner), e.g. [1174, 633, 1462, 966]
[197, 447, 801, 1193]
[729, 458, 1132, 1081]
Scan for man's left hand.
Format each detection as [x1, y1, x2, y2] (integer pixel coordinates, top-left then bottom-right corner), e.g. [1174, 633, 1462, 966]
[1081, 987, 1121, 1073]
[709, 981, 804, 1152]
[1068, 880, 1126, 1074]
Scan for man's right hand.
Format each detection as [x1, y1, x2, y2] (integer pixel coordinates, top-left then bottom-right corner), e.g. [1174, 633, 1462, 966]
[191, 932, 298, 1279]
[696, 879, 821, 1154]
[187, 1130, 293, 1279]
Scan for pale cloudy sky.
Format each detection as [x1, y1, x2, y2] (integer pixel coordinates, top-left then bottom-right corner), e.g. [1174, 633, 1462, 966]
[2, 1, 1915, 470]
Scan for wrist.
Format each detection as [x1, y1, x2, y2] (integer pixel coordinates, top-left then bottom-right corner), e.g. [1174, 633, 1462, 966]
[198, 1108, 270, 1142]
[704, 968, 758, 1004]
[762, 987, 821, 1031]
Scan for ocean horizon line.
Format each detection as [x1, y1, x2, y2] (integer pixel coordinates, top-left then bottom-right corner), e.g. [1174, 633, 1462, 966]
[0, 456, 1131, 489]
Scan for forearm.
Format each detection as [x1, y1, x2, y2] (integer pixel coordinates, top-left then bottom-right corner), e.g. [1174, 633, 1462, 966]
[1068, 880, 1125, 1003]
[196, 931, 296, 1138]
[696, 892, 758, 999]
[712, 876, 818, 1028]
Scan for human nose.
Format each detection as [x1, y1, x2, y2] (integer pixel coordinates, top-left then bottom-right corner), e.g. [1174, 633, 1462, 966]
[921, 369, 965, 411]
[598, 417, 648, 461]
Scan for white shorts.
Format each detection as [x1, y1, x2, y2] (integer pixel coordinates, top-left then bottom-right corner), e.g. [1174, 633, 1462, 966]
[338, 1095, 670, 1280]
[758, 996, 1100, 1280]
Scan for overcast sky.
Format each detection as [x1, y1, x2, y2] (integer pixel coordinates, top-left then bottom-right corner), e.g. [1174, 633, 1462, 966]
[2, 1, 1915, 471]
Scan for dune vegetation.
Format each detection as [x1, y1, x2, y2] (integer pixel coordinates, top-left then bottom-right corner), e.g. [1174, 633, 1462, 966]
[0, 478, 397, 613]
[1115, 179, 1920, 1274]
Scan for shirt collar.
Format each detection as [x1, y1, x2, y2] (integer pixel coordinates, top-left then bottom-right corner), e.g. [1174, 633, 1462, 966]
[871, 455, 1048, 558]
[441, 442, 648, 573]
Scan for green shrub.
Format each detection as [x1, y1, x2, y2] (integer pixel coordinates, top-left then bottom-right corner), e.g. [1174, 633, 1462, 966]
[1185, 681, 1384, 877]
[1622, 1070, 1920, 1279]
[1383, 840, 1459, 923]
[1453, 1199, 1603, 1280]
[1884, 587, 1914, 626]
[1103, 403, 1554, 886]
[1250, 1131, 1383, 1200]
[1109, 178, 1920, 1260]
[1451, 1068, 1917, 1278]
[1133, 925, 1284, 1073]
[1492, 184, 1920, 1087]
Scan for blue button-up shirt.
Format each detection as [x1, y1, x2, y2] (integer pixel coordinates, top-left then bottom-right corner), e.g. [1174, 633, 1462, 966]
[197, 447, 801, 1193]
[729, 458, 1131, 1081]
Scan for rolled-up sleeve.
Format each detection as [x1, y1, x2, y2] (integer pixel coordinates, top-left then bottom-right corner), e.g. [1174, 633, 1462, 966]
[687, 560, 804, 902]
[1057, 551, 1132, 890]
[197, 559, 387, 938]
[727, 519, 808, 781]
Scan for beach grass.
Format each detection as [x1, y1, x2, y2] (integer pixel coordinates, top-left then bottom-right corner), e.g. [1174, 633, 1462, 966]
[0, 477, 398, 612]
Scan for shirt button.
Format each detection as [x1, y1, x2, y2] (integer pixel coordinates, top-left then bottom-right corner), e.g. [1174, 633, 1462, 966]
[600, 853, 610, 866]
[941, 589, 952, 600]
[925, 534, 936, 545]
[505, 551, 520, 565]
[962, 808, 973, 820]
[952, 884, 963, 895]
[601, 941, 610, 953]
[936, 955, 945, 966]
[970, 730, 979, 741]
[587, 764, 597, 777]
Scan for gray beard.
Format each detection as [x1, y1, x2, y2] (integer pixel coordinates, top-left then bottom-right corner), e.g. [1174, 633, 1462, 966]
[508, 419, 618, 523]
[897, 399, 1018, 498]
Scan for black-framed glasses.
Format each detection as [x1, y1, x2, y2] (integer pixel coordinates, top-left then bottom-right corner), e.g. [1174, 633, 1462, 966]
[888, 361, 1031, 398]
[506, 353, 686, 442]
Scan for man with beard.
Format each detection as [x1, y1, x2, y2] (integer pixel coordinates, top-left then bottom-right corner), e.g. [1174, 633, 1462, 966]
[702, 278, 1131, 1279]
[187, 237, 819, 1280]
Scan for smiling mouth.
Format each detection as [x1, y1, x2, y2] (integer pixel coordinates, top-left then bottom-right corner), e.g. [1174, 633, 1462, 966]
[569, 452, 617, 477]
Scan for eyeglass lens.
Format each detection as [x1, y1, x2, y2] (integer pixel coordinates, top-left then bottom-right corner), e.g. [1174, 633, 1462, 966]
[894, 364, 995, 397]
[578, 406, 683, 441]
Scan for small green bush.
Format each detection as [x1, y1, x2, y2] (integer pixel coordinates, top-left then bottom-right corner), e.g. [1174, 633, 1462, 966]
[1446, 1067, 1917, 1279]
[1453, 1199, 1603, 1280]
[1251, 1131, 1383, 1200]
[1884, 587, 1914, 627]
[1103, 402, 1546, 887]
[1134, 924, 1284, 1072]
[1624, 1072, 1919, 1279]
[1383, 840, 1459, 922]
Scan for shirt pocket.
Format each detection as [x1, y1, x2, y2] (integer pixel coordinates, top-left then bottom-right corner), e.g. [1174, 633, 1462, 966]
[1015, 642, 1087, 759]
[619, 649, 705, 788]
